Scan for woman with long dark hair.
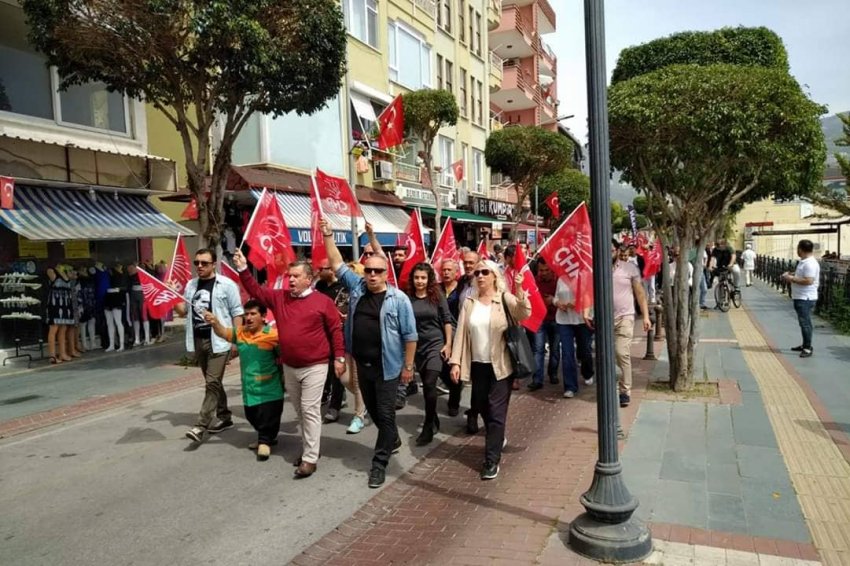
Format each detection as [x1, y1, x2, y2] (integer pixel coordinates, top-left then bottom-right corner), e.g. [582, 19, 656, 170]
[406, 262, 453, 445]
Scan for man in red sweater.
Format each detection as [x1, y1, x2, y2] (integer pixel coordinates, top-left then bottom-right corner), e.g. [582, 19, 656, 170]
[232, 250, 345, 479]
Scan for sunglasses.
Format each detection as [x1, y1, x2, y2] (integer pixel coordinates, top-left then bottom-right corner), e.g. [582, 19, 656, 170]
[363, 251, 375, 257]
[193, 260, 213, 267]
[473, 269, 491, 277]
[319, 267, 333, 272]
[364, 267, 387, 275]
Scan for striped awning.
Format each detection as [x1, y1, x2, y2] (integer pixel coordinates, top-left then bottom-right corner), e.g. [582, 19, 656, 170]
[0, 185, 194, 241]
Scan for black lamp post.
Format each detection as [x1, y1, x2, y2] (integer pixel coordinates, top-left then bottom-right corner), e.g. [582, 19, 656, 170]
[568, 0, 652, 562]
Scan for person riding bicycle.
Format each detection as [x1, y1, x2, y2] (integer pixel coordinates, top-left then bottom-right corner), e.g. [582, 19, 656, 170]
[710, 240, 741, 289]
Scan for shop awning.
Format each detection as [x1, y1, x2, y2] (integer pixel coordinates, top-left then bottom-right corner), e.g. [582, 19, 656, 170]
[418, 207, 494, 225]
[0, 185, 194, 241]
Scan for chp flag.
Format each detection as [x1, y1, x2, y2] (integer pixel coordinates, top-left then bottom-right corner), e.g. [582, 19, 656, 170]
[397, 209, 427, 286]
[243, 188, 295, 274]
[537, 202, 594, 312]
[430, 218, 460, 271]
[376, 95, 405, 150]
[505, 243, 546, 333]
[165, 233, 192, 295]
[314, 168, 361, 217]
[137, 267, 183, 319]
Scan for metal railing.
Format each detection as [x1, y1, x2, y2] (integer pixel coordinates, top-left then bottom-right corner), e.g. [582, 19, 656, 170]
[489, 51, 504, 80]
[755, 255, 850, 315]
[394, 162, 421, 184]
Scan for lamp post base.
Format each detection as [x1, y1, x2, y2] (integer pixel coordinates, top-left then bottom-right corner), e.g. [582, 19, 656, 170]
[569, 513, 652, 564]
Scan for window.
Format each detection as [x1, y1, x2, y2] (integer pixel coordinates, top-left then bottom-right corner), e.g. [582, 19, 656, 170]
[437, 55, 444, 89]
[439, 135, 455, 187]
[475, 12, 482, 56]
[445, 60, 453, 94]
[59, 81, 127, 133]
[343, 0, 379, 49]
[458, 0, 466, 44]
[440, 0, 452, 33]
[461, 142, 469, 190]
[475, 80, 483, 125]
[468, 7, 475, 54]
[388, 22, 432, 89]
[473, 149, 485, 193]
[459, 68, 468, 117]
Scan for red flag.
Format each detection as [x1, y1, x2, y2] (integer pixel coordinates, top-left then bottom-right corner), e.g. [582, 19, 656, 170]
[181, 198, 199, 220]
[544, 192, 560, 219]
[505, 244, 546, 333]
[537, 202, 594, 312]
[430, 219, 460, 270]
[219, 261, 250, 304]
[387, 256, 398, 288]
[1, 176, 14, 209]
[309, 186, 329, 270]
[244, 189, 295, 273]
[639, 242, 663, 279]
[477, 238, 492, 261]
[377, 95, 405, 150]
[166, 233, 192, 295]
[138, 267, 183, 319]
[397, 209, 427, 288]
[314, 168, 361, 217]
[451, 160, 464, 183]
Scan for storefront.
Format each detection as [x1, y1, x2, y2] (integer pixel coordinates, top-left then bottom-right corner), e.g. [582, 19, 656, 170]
[417, 207, 493, 249]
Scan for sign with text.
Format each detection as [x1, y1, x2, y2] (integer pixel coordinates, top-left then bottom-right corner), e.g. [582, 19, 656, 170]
[18, 236, 48, 259]
[470, 196, 515, 220]
[64, 240, 90, 259]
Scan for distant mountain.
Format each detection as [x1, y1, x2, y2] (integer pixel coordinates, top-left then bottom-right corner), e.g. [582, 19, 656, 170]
[822, 112, 848, 179]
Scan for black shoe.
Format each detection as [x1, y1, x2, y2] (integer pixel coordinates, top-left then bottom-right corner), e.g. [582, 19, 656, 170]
[619, 393, 630, 408]
[527, 382, 543, 391]
[800, 349, 813, 358]
[416, 424, 435, 446]
[368, 467, 385, 488]
[394, 396, 406, 410]
[549, 375, 559, 385]
[208, 420, 233, 433]
[480, 462, 499, 480]
[700, 305, 708, 310]
[392, 436, 402, 454]
[406, 382, 419, 396]
[447, 406, 459, 417]
[466, 413, 479, 435]
[791, 345, 804, 352]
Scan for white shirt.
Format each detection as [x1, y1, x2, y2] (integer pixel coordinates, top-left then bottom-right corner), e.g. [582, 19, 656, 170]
[469, 301, 492, 362]
[741, 249, 756, 270]
[791, 256, 819, 301]
[554, 278, 584, 325]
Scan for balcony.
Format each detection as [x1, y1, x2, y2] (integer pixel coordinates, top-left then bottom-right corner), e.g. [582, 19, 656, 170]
[538, 36, 557, 72]
[394, 162, 422, 185]
[490, 5, 536, 61]
[486, 0, 501, 31]
[502, 0, 556, 34]
[490, 62, 537, 111]
[489, 51, 503, 90]
[398, 184, 453, 208]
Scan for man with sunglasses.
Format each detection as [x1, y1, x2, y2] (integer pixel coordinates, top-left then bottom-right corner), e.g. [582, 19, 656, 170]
[171, 249, 244, 443]
[320, 219, 418, 489]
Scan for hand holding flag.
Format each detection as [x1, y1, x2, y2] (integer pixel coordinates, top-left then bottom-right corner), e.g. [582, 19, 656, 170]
[505, 243, 547, 332]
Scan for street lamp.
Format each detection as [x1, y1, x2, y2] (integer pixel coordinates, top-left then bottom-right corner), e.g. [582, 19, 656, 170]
[568, 0, 652, 562]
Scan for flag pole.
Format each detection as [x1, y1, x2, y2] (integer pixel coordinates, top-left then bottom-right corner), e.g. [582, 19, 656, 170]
[166, 232, 181, 283]
[536, 201, 586, 257]
[239, 187, 267, 252]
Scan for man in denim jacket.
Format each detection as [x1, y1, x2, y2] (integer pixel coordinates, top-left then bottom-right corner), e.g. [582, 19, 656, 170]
[170, 248, 244, 443]
[320, 220, 418, 488]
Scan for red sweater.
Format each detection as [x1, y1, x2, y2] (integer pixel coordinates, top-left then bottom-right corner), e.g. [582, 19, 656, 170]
[239, 270, 344, 368]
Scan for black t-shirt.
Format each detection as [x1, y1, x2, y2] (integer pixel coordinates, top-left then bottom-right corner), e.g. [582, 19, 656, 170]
[712, 247, 733, 270]
[191, 277, 216, 340]
[411, 294, 452, 372]
[352, 290, 386, 363]
[442, 283, 461, 323]
[316, 279, 350, 315]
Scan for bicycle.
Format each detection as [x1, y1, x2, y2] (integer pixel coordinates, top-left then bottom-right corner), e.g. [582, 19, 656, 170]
[714, 268, 742, 312]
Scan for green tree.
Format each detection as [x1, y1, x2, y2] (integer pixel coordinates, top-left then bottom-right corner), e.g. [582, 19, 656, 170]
[485, 126, 574, 238]
[401, 89, 459, 235]
[538, 167, 590, 225]
[811, 112, 850, 215]
[609, 27, 826, 390]
[22, 0, 346, 247]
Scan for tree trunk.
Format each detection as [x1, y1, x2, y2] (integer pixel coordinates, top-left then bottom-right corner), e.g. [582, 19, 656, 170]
[423, 138, 442, 237]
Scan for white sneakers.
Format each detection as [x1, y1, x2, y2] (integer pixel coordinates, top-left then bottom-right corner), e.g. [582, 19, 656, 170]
[563, 390, 575, 398]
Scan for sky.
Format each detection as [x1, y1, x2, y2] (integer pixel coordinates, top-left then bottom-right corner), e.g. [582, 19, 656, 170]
[550, 0, 849, 143]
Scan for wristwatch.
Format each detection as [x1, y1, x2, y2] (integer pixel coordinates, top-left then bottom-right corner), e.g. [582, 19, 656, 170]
[404, 363, 415, 371]
[335, 357, 346, 364]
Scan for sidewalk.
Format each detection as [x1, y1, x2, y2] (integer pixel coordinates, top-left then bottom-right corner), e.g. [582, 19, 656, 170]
[291, 279, 850, 565]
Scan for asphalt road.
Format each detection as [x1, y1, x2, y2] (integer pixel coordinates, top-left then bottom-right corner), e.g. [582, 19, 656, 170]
[0, 375, 458, 566]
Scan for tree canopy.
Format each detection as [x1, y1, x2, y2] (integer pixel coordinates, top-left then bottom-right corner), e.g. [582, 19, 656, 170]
[402, 89, 459, 235]
[22, 0, 347, 246]
[811, 112, 850, 216]
[537, 167, 589, 224]
[485, 126, 574, 234]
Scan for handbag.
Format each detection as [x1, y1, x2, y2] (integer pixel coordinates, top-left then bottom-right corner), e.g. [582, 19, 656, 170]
[501, 293, 534, 380]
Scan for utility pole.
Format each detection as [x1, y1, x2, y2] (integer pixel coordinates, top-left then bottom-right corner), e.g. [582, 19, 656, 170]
[568, 0, 652, 562]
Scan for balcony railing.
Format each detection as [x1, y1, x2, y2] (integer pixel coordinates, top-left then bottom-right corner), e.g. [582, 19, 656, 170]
[536, 0, 557, 31]
[487, 0, 502, 30]
[413, 0, 437, 19]
[538, 36, 557, 69]
[489, 51, 503, 81]
[394, 162, 421, 184]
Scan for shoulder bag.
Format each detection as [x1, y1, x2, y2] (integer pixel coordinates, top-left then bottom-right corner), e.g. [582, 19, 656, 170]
[501, 293, 534, 380]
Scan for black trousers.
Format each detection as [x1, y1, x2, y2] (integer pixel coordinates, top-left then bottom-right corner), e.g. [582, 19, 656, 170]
[357, 360, 399, 470]
[244, 399, 283, 445]
[326, 362, 346, 411]
[471, 362, 512, 466]
[420, 368, 441, 425]
[440, 361, 462, 412]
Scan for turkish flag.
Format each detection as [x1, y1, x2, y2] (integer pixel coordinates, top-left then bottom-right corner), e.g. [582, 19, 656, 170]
[1, 176, 14, 209]
[243, 189, 295, 273]
[638, 241, 663, 279]
[377, 95, 405, 150]
[430, 219, 461, 271]
[397, 209, 427, 288]
[505, 243, 546, 333]
[181, 198, 199, 220]
[314, 168, 361, 217]
[165, 233, 192, 295]
[451, 160, 464, 183]
[544, 192, 560, 219]
[309, 187, 329, 270]
[138, 267, 183, 319]
[477, 238, 492, 261]
[537, 202, 594, 312]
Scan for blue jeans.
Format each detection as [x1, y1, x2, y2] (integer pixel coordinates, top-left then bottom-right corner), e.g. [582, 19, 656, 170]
[558, 324, 594, 393]
[699, 270, 708, 307]
[533, 320, 560, 385]
[793, 299, 815, 350]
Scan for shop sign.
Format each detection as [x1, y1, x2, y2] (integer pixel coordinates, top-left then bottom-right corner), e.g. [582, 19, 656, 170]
[290, 228, 351, 246]
[18, 235, 48, 259]
[470, 197, 515, 220]
[64, 240, 91, 259]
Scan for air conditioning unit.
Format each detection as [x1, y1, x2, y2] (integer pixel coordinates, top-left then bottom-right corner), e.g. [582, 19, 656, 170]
[373, 160, 394, 182]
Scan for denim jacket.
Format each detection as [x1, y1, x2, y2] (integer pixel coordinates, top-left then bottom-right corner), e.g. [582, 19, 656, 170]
[336, 264, 418, 380]
[183, 276, 244, 354]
